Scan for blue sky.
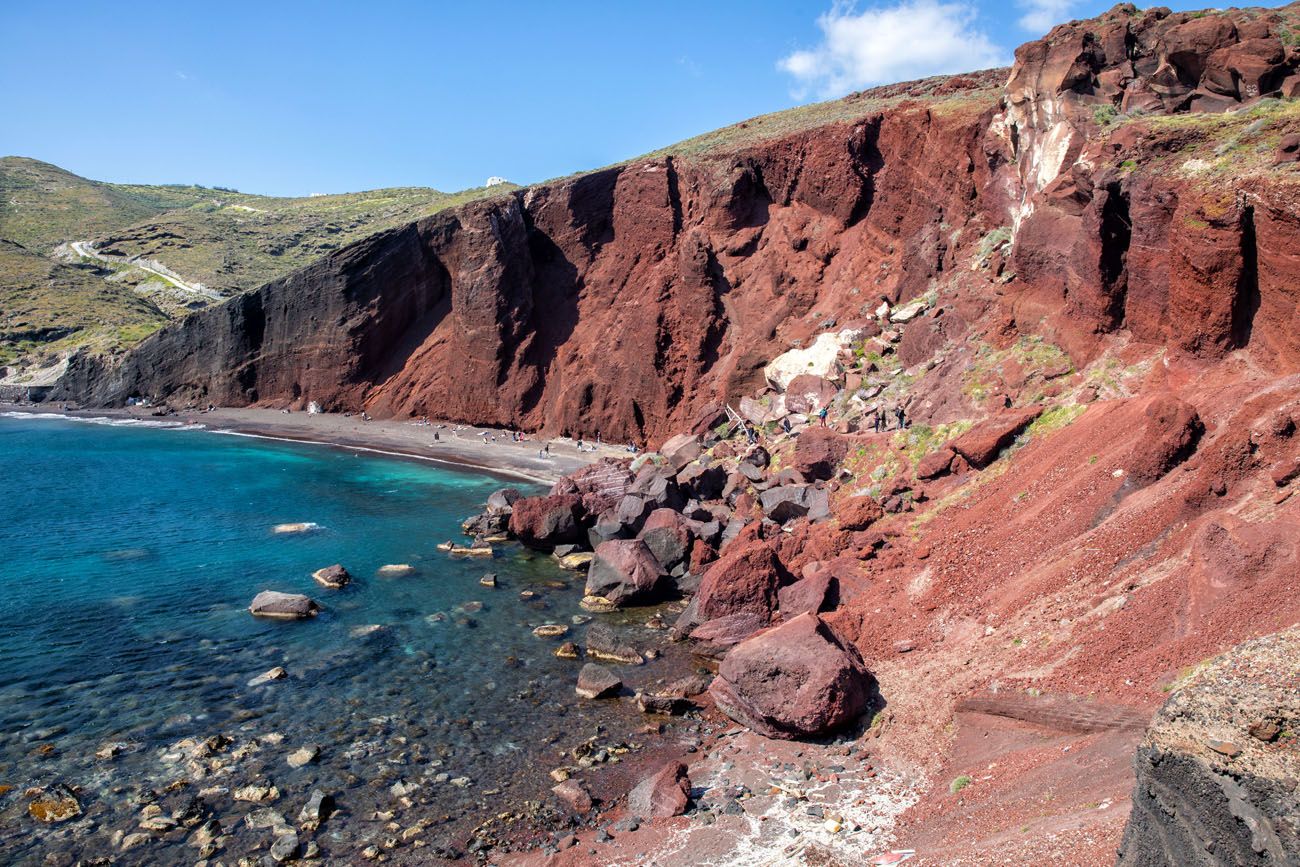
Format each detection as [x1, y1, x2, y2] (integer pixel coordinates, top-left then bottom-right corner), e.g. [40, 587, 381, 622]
[0, 0, 1267, 196]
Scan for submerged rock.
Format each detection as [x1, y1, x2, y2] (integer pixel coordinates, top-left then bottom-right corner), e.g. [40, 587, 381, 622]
[248, 670, 289, 686]
[376, 563, 416, 577]
[248, 591, 320, 620]
[272, 522, 320, 535]
[584, 623, 644, 665]
[286, 744, 320, 768]
[27, 785, 81, 823]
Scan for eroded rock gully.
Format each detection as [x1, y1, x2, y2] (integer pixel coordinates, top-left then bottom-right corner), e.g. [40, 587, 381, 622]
[60, 3, 1300, 864]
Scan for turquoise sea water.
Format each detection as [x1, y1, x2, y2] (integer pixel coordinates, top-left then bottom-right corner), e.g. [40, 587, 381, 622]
[0, 414, 679, 863]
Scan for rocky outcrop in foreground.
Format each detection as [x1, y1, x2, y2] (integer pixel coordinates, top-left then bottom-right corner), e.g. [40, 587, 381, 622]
[1118, 627, 1300, 866]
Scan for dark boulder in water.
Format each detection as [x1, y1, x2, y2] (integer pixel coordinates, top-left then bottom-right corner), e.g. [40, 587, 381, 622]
[575, 663, 621, 699]
[311, 564, 351, 588]
[249, 591, 320, 620]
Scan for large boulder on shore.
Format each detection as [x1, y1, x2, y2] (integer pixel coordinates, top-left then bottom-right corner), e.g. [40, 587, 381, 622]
[708, 613, 875, 739]
[760, 484, 829, 524]
[486, 487, 523, 515]
[560, 459, 636, 515]
[682, 539, 785, 632]
[584, 539, 667, 606]
[627, 761, 691, 819]
[794, 428, 850, 481]
[784, 374, 839, 416]
[834, 495, 883, 531]
[575, 663, 622, 699]
[638, 509, 693, 572]
[249, 591, 320, 620]
[508, 494, 584, 548]
[778, 572, 837, 617]
[660, 433, 703, 472]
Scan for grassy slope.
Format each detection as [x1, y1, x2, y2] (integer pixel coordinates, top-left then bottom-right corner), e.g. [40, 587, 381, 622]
[0, 157, 217, 254]
[90, 183, 518, 294]
[0, 157, 519, 369]
[0, 239, 166, 367]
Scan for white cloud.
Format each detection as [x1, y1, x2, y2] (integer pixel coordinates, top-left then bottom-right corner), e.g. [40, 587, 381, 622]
[1017, 0, 1076, 33]
[778, 1, 1009, 98]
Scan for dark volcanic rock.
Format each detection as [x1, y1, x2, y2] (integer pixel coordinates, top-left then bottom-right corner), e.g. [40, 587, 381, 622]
[660, 433, 703, 472]
[615, 494, 656, 535]
[1117, 626, 1300, 866]
[587, 509, 629, 549]
[509, 494, 584, 549]
[676, 461, 727, 500]
[638, 508, 693, 572]
[575, 663, 622, 699]
[584, 539, 667, 606]
[311, 564, 351, 589]
[249, 591, 320, 620]
[584, 623, 644, 665]
[760, 484, 829, 524]
[487, 487, 523, 514]
[708, 613, 875, 739]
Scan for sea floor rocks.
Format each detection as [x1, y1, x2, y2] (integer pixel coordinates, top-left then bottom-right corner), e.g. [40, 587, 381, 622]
[709, 613, 876, 739]
[27, 785, 81, 823]
[248, 591, 320, 620]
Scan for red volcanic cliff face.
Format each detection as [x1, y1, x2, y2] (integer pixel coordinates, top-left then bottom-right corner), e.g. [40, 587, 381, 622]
[61, 77, 1005, 442]
[62, 4, 1300, 449]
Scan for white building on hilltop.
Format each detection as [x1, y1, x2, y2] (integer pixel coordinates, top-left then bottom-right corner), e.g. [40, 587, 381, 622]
[485, 176, 509, 187]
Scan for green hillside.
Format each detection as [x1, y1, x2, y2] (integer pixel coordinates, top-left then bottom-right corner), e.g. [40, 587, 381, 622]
[0, 157, 518, 375]
[0, 239, 166, 369]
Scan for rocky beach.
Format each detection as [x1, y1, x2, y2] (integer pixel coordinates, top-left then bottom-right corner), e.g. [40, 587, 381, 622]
[5, 1, 1300, 864]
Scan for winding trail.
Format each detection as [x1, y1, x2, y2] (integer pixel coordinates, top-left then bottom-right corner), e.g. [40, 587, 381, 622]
[70, 240, 223, 301]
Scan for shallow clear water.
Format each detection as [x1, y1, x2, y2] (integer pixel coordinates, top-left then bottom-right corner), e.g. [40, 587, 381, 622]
[0, 415, 685, 864]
